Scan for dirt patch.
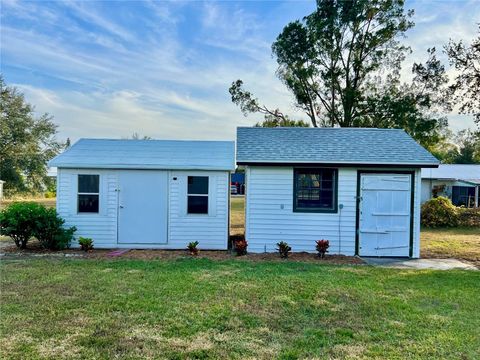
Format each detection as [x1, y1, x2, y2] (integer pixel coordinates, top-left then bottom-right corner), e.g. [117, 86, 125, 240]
[421, 227, 480, 268]
[0, 239, 110, 258]
[1, 240, 363, 265]
[98, 249, 364, 265]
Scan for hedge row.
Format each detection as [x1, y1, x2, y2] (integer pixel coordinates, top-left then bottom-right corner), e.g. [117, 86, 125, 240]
[421, 197, 480, 228]
[0, 202, 76, 250]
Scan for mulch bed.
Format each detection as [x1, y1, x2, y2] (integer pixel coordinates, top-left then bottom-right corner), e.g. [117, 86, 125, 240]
[1, 240, 363, 265]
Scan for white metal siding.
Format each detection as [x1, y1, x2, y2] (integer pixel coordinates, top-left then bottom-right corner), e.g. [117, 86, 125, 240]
[245, 167, 357, 254]
[57, 168, 229, 249]
[245, 166, 421, 257]
[168, 171, 229, 250]
[57, 168, 118, 248]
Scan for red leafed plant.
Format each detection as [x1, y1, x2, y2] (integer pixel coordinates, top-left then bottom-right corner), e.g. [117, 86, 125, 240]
[316, 240, 330, 258]
[234, 239, 248, 256]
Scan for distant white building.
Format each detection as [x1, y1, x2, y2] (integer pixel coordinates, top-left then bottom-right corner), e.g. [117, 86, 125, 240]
[421, 165, 480, 207]
[0, 180, 4, 200]
[47, 167, 57, 178]
[49, 139, 235, 249]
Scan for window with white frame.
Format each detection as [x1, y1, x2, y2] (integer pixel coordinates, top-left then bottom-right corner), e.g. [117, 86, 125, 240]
[78, 174, 99, 213]
[187, 176, 208, 214]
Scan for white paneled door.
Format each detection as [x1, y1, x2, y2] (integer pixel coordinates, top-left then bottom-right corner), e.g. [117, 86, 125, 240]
[359, 174, 412, 257]
[118, 171, 168, 244]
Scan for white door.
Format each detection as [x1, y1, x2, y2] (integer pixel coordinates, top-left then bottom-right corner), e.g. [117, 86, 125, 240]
[118, 171, 168, 244]
[359, 174, 412, 257]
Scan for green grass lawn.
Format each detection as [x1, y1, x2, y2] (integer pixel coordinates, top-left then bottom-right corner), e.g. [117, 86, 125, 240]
[0, 198, 56, 210]
[230, 196, 245, 236]
[1, 258, 479, 359]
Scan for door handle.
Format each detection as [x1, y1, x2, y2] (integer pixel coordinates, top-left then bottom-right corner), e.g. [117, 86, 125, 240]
[119, 205, 124, 209]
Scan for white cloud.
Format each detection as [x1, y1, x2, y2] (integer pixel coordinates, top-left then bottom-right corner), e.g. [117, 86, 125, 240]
[61, 1, 135, 42]
[2, 0, 477, 144]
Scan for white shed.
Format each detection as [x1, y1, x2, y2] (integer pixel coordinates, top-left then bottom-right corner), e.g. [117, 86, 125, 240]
[237, 127, 439, 258]
[49, 139, 235, 249]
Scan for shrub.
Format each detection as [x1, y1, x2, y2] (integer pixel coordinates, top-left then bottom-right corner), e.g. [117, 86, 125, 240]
[458, 207, 480, 227]
[315, 239, 330, 258]
[34, 206, 76, 250]
[44, 191, 56, 199]
[234, 239, 248, 256]
[187, 241, 199, 256]
[78, 237, 94, 251]
[276, 241, 291, 258]
[421, 197, 459, 227]
[0, 202, 43, 249]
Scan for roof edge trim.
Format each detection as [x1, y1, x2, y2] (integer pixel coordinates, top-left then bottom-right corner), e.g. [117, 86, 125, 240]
[237, 161, 439, 168]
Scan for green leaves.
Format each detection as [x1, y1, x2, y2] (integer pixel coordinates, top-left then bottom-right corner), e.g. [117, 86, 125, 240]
[0, 201, 76, 250]
[421, 197, 459, 228]
[0, 77, 63, 195]
[445, 25, 480, 124]
[276, 241, 292, 259]
[272, 0, 415, 127]
[0, 202, 44, 248]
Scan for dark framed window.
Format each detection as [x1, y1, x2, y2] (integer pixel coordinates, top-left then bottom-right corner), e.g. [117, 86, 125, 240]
[452, 186, 475, 207]
[78, 175, 99, 213]
[187, 176, 208, 214]
[294, 168, 338, 213]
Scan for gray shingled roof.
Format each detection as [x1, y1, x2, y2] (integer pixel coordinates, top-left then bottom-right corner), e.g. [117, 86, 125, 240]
[49, 139, 235, 171]
[236, 127, 439, 166]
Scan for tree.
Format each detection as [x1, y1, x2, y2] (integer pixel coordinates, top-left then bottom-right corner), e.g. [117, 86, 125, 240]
[229, 80, 291, 123]
[229, 1, 451, 148]
[0, 77, 63, 195]
[445, 25, 480, 124]
[231, 0, 414, 127]
[229, 80, 310, 127]
[255, 114, 310, 127]
[436, 129, 480, 164]
[128, 132, 153, 140]
[356, 48, 449, 149]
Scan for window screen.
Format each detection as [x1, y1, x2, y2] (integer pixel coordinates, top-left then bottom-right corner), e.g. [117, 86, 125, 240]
[78, 175, 99, 213]
[294, 169, 337, 212]
[187, 176, 208, 214]
[452, 186, 475, 207]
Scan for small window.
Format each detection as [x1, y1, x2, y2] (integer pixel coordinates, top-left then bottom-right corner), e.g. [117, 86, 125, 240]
[78, 175, 99, 213]
[294, 168, 337, 212]
[187, 176, 208, 214]
[452, 186, 475, 207]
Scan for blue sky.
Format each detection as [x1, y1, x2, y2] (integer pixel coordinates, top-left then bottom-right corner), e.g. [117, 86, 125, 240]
[1, 0, 478, 142]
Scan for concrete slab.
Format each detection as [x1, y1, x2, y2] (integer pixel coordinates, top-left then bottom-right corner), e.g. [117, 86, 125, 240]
[362, 257, 478, 270]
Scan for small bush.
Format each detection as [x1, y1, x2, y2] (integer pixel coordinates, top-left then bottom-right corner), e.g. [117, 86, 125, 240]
[421, 197, 459, 227]
[78, 237, 94, 251]
[315, 239, 330, 258]
[277, 241, 291, 258]
[234, 239, 248, 256]
[458, 208, 480, 227]
[34, 206, 76, 250]
[187, 241, 199, 256]
[0, 202, 43, 249]
[44, 191, 56, 199]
